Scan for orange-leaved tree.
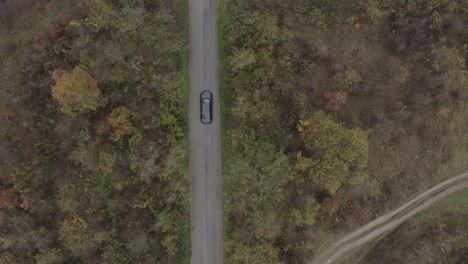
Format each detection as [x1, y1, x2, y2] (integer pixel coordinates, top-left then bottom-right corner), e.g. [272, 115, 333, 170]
[97, 106, 134, 142]
[51, 67, 107, 115]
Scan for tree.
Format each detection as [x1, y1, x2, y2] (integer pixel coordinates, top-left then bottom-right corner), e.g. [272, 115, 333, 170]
[34, 248, 64, 264]
[125, 231, 150, 257]
[97, 106, 134, 142]
[51, 67, 107, 115]
[230, 48, 256, 72]
[224, 139, 290, 258]
[58, 216, 100, 257]
[290, 204, 319, 227]
[295, 111, 368, 195]
[431, 46, 468, 93]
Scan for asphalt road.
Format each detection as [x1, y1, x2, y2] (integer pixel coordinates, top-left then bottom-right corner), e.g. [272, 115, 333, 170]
[188, 0, 223, 263]
[311, 172, 468, 264]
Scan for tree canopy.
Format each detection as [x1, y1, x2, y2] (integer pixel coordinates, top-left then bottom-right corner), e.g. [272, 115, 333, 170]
[51, 67, 107, 115]
[296, 111, 369, 195]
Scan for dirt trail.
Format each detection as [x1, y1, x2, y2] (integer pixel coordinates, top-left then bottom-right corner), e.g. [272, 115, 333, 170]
[311, 172, 468, 264]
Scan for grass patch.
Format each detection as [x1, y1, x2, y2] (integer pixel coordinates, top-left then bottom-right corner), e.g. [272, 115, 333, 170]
[219, 1, 232, 262]
[219, 0, 230, 136]
[176, 0, 190, 262]
[176, 133, 191, 264]
[345, 233, 390, 264]
[423, 188, 468, 214]
[176, 0, 189, 132]
[175, 222, 191, 264]
[349, 185, 468, 264]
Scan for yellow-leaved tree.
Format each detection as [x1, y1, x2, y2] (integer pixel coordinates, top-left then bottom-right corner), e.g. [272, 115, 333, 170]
[296, 111, 369, 195]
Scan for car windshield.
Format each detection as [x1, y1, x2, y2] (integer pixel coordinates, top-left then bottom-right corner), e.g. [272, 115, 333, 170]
[201, 91, 211, 99]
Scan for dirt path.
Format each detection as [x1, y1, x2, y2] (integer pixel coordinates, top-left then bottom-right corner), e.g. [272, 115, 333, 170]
[188, 0, 222, 263]
[311, 172, 468, 264]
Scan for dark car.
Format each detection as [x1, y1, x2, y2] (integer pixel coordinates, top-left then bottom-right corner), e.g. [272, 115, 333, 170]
[200, 90, 213, 124]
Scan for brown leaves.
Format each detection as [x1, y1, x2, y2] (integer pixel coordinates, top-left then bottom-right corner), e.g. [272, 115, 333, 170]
[319, 197, 372, 228]
[47, 23, 65, 38]
[323, 90, 347, 111]
[0, 106, 15, 119]
[19, 193, 37, 211]
[0, 189, 37, 211]
[302, 122, 320, 140]
[0, 189, 18, 209]
[344, 213, 357, 228]
[320, 197, 338, 216]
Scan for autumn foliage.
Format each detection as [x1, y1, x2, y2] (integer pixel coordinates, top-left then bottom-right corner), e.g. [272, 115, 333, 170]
[296, 111, 369, 195]
[0, 106, 15, 119]
[97, 106, 134, 141]
[323, 90, 347, 111]
[51, 67, 107, 115]
[1, 0, 189, 262]
[0, 189, 18, 209]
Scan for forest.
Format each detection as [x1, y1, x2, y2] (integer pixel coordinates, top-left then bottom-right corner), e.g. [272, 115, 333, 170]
[1, 0, 467, 263]
[220, 0, 468, 262]
[1, 0, 190, 263]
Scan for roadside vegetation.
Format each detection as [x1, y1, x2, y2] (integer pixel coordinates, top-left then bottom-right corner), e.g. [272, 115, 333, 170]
[0, 0, 189, 262]
[220, 0, 468, 262]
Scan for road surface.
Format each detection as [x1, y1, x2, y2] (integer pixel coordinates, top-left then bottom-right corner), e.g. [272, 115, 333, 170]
[188, 0, 222, 263]
[311, 172, 468, 264]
